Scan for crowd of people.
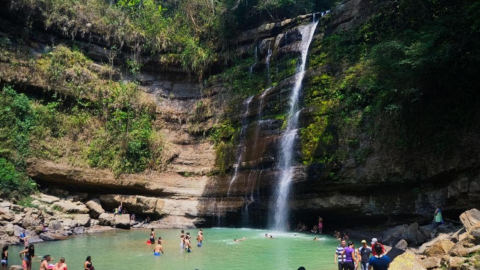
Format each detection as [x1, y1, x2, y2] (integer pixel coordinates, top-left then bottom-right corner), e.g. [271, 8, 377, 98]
[294, 217, 324, 234]
[335, 238, 389, 270]
[1, 243, 93, 270]
[147, 228, 204, 255]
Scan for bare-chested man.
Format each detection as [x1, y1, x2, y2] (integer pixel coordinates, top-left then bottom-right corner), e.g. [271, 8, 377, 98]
[39, 255, 52, 270]
[153, 239, 164, 256]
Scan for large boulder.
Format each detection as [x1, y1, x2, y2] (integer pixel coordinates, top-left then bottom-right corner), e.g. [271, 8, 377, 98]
[98, 213, 114, 226]
[383, 223, 430, 246]
[85, 199, 105, 218]
[49, 220, 62, 231]
[460, 209, 480, 231]
[390, 250, 426, 270]
[52, 200, 88, 214]
[31, 194, 60, 204]
[39, 232, 67, 241]
[74, 214, 91, 227]
[114, 215, 130, 229]
[425, 239, 455, 257]
[420, 257, 441, 269]
[99, 195, 163, 217]
[73, 226, 85, 235]
[449, 257, 466, 270]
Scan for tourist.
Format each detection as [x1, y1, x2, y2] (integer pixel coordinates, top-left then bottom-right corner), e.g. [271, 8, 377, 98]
[265, 233, 269, 238]
[371, 238, 385, 256]
[154, 239, 164, 256]
[343, 232, 349, 241]
[296, 222, 302, 231]
[433, 206, 444, 228]
[158, 236, 163, 245]
[40, 255, 52, 270]
[311, 225, 318, 233]
[334, 231, 341, 240]
[313, 237, 320, 241]
[334, 240, 346, 270]
[368, 244, 391, 270]
[1, 245, 8, 270]
[298, 267, 306, 270]
[341, 241, 357, 270]
[185, 235, 192, 252]
[318, 217, 323, 234]
[180, 230, 185, 250]
[145, 216, 150, 224]
[19, 244, 35, 270]
[197, 231, 203, 247]
[20, 230, 28, 247]
[53, 257, 67, 270]
[130, 214, 135, 221]
[359, 240, 372, 270]
[234, 238, 240, 243]
[301, 223, 307, 231]
[269, 235, 274, 239]
[118, 202, 123, 214]
[84, 256, 94, 270]
[149, 228, 155, 244]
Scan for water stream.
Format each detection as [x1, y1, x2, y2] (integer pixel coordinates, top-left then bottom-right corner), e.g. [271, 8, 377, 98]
[273, 20, 319, 230]
[227, 96, 254, 196]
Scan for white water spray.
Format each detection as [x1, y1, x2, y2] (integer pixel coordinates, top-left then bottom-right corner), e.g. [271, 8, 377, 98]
[273, 21, 318, 230]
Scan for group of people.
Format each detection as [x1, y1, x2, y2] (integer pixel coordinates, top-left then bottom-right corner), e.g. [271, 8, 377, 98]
[335, 238, 389, 270]
[295, 217, 324, 234]
[148, 228, 204, 256]
[334, 231, 349, 241]
[1, 244, 94, 270]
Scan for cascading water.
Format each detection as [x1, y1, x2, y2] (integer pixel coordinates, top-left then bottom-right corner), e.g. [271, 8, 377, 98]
[249, 45, 258, 76]
[227, 96, 254, 196]
[266, 47, 273, 86]
[272, 20, 319, 230]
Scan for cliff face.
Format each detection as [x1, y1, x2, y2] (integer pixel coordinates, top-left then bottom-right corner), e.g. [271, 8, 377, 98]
[2, 0, 480, 230]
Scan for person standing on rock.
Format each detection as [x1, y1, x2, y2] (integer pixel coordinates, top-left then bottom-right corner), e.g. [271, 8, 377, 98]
[19, 244, 35, 270]
[358, 240, 372, 270]
[368, 244, 390, 270]
[433, 206, 443, 228]
[334, 240, 346, 270]
[1, 245, 8, 270]
[20, 230, 28, 248]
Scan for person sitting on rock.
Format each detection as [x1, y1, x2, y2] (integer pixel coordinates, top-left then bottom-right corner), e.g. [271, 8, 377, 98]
[311, 225, 318, 233]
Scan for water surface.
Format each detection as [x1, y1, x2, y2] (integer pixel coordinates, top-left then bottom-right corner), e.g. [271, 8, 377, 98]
[8, 228, 340, 270]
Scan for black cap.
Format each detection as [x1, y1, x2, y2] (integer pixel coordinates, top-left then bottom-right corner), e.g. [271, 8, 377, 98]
[348, 241, 354, 245]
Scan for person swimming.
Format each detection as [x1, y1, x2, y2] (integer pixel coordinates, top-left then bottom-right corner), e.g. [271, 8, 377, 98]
[265, 234, 269, 238]
[154, 239, 164, 256]
[313, 237, 320, 241]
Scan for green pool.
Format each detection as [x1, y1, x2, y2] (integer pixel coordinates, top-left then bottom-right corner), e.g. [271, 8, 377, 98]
[8, 228, 343, 270]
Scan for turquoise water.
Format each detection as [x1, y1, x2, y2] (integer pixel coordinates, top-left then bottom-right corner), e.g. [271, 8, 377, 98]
[8, 228, 342, 270]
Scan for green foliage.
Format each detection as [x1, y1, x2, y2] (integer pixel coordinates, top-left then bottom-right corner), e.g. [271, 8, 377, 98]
[0, 158, 36, 200]
[0, 86, 35, 165]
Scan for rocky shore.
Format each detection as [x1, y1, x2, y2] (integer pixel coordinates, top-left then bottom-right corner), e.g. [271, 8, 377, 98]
[372, 209, 480, 270]
[0, 191, 174, 247]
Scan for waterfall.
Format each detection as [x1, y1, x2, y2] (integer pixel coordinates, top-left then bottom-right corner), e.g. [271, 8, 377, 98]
[227, 96, 254, 196]
[249, 45, 258, 76]
[266, 47, 273, 86]
[272, 21, 318, 230]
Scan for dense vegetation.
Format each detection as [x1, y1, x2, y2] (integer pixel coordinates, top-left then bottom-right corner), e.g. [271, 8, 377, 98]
[301, 0, 480, 171]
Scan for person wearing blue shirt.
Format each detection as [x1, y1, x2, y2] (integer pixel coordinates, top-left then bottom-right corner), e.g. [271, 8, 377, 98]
[368, 244, 391, 270]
